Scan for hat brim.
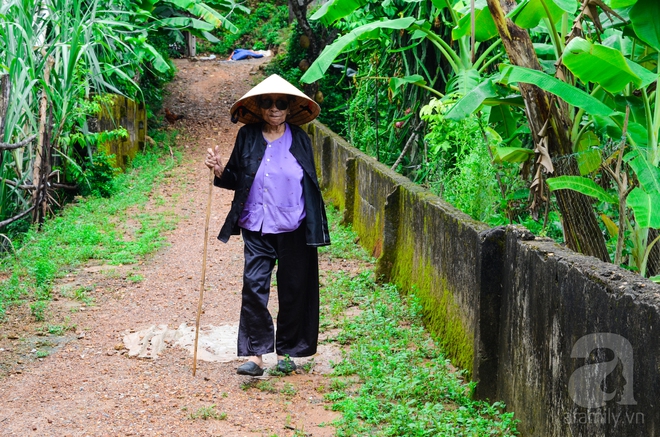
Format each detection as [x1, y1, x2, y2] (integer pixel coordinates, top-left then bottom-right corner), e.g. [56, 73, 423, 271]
[230, 74, 321, 125]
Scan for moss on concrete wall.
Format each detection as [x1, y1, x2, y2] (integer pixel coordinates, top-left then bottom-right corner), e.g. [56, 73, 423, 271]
[308, 121, 482, 376]
[97, 95, 146, 170]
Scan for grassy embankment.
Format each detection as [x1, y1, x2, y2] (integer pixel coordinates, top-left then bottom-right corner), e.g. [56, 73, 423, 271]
[0, 131, 181, 321]
[317, 207, 519, 436]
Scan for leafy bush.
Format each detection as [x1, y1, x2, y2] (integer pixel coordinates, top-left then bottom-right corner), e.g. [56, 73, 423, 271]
[79, 152, 119, 198]
[202, 2, 289, 56]
[141, 32, 178, 116]
[420, 99, 503, 222]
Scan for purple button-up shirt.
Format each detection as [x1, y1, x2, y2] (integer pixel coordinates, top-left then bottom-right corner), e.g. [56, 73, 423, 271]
[238, 123, 306, 234]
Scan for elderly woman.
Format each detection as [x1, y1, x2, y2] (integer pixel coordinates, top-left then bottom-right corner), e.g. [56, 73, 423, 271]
[205, 74, 330, 376]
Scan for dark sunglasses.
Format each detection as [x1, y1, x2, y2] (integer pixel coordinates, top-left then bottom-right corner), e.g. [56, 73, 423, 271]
[258, 97, 289, 110]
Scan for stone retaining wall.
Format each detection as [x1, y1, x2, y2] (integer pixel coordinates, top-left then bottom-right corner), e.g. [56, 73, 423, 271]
[305, 121, 660, 437]
[96, 95, 146, 169]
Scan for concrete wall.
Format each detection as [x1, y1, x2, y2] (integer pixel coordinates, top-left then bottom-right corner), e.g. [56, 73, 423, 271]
[305, 121, 660, 437]
[96, 95, 146, 169]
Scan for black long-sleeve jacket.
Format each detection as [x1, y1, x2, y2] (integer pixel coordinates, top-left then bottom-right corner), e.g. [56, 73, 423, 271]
[214, 123, 331, 246]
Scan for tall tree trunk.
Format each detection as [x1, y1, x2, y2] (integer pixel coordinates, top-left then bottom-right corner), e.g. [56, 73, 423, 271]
[33, 57, 54, 225]
[486, 0, 610, 262]
[289, 0, 321, 98]
[288, 0, 337, 98]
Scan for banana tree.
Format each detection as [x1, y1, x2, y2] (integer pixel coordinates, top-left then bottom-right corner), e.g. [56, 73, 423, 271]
[437, 0, 659, 268]
[301, 0, 611, 261]
[146, 0, 248, 45]
[301, 0, 504, 98]
[456, 0, 658, 272]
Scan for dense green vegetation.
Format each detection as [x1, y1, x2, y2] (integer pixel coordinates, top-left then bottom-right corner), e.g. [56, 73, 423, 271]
[296, 0, 660, 280]
[0, 4, 525, 433]
[0, 0, 244, 239]
[200, 1, 290, 55]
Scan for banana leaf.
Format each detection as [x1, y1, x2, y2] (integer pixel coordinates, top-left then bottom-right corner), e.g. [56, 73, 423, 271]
[452, 0, 498, 42]
[389, 75, 426, 97]
[310, 0, 367, 26]
[507, 0, 564, 29]
[610, 0, 637, 7]
[547, 175, 619, 204]
[444, 78, 497, 120]
[627, 187, 660, 228]
[629, 0, 660, 51]
[575, 131, 602, 175]
[143, 42, 171, 72]
[301, 17, 416, 84]
[499, 65, 617, 117]
[492, 146, 534, 163]
[628, 154, 660, 195]
[164, 0, 238, 33]
[600, 213, 619, 238]
[430, 0, 453, 10]
[553, 0, 578, 13]
[159, 17, 216, 31]
[563, 37, 656, 93]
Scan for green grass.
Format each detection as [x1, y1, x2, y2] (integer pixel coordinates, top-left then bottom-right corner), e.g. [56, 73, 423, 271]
[0, 133, 181, 319]
[319, 206, 374, 262]
[320, 204, 519, 436]
[280, 382, 296, 397]
[188, 404, 227, 421]
[43, 319, 76, 335]
[126, 273, 144, 282]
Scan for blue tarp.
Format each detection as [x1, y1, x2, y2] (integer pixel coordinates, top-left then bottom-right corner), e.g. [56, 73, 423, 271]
[230, 49, 264, 61]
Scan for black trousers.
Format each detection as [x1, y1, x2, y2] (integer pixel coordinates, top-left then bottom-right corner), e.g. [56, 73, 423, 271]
[237, 223, 319, 357]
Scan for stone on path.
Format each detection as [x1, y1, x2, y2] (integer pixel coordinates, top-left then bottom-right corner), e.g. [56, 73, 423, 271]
[122, 323, 342, 373]
[123, 323, 238, 361]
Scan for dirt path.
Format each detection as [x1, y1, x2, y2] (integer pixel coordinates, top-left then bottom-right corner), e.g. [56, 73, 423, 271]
[0, 57, 358, 436]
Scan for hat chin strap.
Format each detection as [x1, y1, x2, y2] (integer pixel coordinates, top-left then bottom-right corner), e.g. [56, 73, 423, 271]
[288, 103, 313, 121]
[231, 106, 262, 124]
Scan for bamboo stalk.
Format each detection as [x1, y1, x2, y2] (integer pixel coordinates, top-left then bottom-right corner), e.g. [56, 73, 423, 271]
[33, 57, 54, 224]
[192, 168, 214, 376]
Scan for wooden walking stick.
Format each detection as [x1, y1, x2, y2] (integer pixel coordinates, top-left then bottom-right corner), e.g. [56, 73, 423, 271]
[193, 167, 214, 376]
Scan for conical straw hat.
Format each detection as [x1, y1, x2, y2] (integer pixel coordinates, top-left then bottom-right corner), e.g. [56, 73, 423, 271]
[230, 74, 321, 125]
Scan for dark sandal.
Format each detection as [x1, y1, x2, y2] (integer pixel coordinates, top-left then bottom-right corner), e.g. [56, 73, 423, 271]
[237, 361, 264, 376]
[276, 358, 297, 374]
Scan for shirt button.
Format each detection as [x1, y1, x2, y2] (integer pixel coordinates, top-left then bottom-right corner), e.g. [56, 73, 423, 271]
[265, 173, 269, 177]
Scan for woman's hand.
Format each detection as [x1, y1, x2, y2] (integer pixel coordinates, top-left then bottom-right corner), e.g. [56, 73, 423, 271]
[205, 146, 224, 178]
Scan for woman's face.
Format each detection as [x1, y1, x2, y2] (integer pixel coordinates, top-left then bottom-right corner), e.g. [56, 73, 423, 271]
[258, 94, 290, 126]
